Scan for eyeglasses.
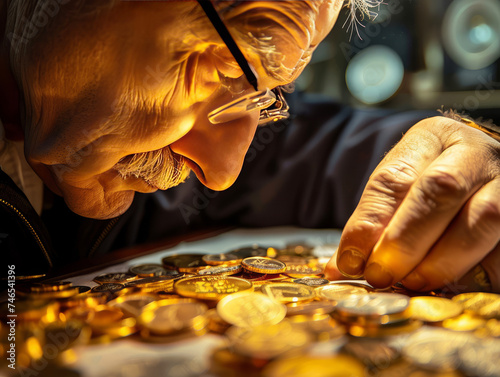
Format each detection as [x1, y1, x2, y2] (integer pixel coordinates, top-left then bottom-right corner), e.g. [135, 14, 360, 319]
[196, 0, 290, 126]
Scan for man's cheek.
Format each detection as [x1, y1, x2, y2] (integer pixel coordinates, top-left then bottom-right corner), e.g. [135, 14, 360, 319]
[62, 186, 135, 220]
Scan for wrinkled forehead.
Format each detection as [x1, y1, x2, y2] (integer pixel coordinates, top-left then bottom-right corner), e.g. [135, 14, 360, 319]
[6, 0, 339, 88]
[215, 0, 340, 83]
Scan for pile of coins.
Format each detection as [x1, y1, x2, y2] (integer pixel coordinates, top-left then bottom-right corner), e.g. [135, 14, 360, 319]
[2, 243, 500, 377]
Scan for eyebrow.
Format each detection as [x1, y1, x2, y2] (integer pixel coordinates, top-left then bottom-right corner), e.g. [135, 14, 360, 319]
[197, 0, 259, 91]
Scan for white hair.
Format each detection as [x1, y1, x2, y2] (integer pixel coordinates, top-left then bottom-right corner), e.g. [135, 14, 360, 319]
[344, 0, 384, 40]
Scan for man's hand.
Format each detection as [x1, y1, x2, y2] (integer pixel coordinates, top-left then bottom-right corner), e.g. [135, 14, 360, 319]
[325, 116, 500, 292]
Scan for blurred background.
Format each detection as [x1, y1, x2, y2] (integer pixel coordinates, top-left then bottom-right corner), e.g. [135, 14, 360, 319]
[298, 0, 500, 123]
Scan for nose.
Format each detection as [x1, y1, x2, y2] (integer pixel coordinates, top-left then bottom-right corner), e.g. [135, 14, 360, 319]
[170, 105, 260, 191]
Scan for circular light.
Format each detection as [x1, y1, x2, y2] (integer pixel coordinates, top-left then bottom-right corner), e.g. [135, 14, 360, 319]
[443, 0, 500, 70]
[345, 45, 404, 105]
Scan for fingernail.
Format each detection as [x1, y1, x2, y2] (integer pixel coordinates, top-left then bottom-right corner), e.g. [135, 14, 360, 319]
[364, 262, 394, 289]
[401, 271, 427, 291]
[337, 249, 366, 278]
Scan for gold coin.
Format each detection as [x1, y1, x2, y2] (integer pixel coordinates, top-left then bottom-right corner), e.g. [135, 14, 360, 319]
[442, 313, 486, 331]
[376, 359, 464, 377]
[161, 253, 208, 272]
[93, 272, 137, 284]
[30, 281, 73, 293]
[107, 294, 158, 317]
[285, 300, 335, 317]
[125, 276, 176, 293]
[138, 298, 207, 335]
[217, 291, 286, 327]
[27, 287, 80, 300]
[280, 243, 315, 257]
[198, 264, 242, 276]
[205, 309, 231, 334]
[225, 320, 312, 359]
[335, 293, 410, 316]
[202, 253, 242, 266]
[241, 257, 286, 274]
[409, 296, 463, 322]
[63, 306, 96, 323]
[14, 274, 47, 281]
[156, 292, 184, 299]
[284, 264, 323, 278]
[237, 271, 289, 287]
[262, 354, 365, 377]
[140, 320, 208, 343]
[403, 328, 472, 372]
[452, 292, 500, 318]
[174, 276, 253, 300]
[126, 276, 178, 285]
[229, 245, 269, 259]
[348, 319, 423, 338]
[89, 305, 124, 327]
[288, 315, 346, 341]
[113, 286, 140, 296]
[91, 317, 137, 338]
[63, 292, 108, 309]
[316, 284, 368, 301]
[43, 320, 91, 350]
[209, 347, 264, 377]
[261, 282, 316, 303]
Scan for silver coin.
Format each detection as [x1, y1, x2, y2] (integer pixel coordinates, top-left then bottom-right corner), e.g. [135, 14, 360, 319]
[74, 286, 91, 294]
[108, 294, 158, 317]
[293, 278, 329, 287]
[129, 264, 169, 277]
[402, 328, 472, 372]
[458, 337, 500, 377]
[198, 265, 242, 276]
[93, 272, 136, 284]
[316, 284, 368, 301]
[202, 253, 241, 265]
[242, 257, 286, 273]
[91, 283, 124, 293]
[230, 245, 269, 258]
[335, 293, 409, 316]
[344, 339, 400, 370]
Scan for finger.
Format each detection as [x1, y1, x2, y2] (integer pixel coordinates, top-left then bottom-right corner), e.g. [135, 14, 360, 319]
[401, 178, 500, 291]
[324, 249, 345, 280]
[364, 144, 488, 288]
[482, 241, 500, 293]
[336, 120, 444, 278]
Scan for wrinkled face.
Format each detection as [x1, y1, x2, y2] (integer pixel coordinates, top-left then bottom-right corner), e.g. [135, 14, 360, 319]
[7, 0, 341, 219]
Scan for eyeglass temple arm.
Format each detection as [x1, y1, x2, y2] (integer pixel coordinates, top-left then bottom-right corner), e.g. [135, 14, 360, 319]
[196, 0, 259, 91]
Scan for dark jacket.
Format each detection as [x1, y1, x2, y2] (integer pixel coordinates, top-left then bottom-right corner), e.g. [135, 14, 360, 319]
[0, 94, 433, 277]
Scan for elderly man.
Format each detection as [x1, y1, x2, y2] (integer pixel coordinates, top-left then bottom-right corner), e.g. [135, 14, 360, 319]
[1, 0, 499, 292]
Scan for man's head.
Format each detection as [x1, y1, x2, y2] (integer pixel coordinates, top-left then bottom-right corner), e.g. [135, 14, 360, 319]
[0, 0, 342, 219]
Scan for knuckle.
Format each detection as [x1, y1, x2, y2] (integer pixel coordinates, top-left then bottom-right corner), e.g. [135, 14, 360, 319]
[368, 163, 418, 200]
[420, 263, 457, 289]
[477, 199, 500, 222]
[417, 169, 468, 210]
[470, 199, 500, 241]
[347, 219, 385, 237]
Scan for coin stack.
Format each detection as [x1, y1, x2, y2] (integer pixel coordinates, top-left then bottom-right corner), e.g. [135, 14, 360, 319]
[2, 243, 500, 377]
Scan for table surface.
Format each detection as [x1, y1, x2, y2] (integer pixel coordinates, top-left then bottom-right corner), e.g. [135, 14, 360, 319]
[64, 226, 343, 377]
